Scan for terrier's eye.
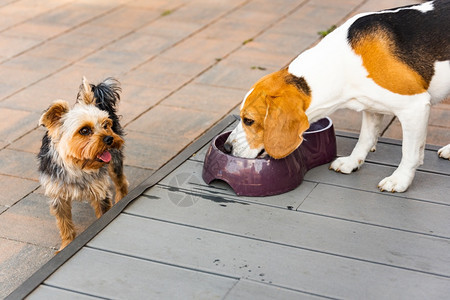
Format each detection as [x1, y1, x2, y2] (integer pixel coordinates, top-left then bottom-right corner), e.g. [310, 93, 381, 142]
[103, 123, 108, 130]
[243, 118, 254, 126]
[79, 127, 92, 136]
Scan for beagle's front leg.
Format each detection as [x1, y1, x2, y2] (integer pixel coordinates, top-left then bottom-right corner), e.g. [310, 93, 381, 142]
[330, 111, 383, 173]
[378, 96, 431, 192]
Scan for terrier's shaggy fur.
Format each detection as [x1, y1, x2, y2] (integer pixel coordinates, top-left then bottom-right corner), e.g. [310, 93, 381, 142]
[38, 77, 128, 252]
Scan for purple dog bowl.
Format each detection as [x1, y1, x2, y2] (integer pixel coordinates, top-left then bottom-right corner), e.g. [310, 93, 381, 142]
[202, 117, 337, 196]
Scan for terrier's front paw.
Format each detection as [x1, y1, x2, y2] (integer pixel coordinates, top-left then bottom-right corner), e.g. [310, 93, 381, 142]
[438, 145, 450, 160]
[329, 156, 363, 174]
[378, 173, 412, 193]
[55, 243, 68, 255]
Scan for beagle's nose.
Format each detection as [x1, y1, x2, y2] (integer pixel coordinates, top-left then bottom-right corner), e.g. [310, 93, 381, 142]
[103, 135, 114, 146]
[224, 142, 232, 153]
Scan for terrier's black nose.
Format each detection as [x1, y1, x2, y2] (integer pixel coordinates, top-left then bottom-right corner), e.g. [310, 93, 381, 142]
[103, 135, 114, 146]
[224, 142, 232, 153]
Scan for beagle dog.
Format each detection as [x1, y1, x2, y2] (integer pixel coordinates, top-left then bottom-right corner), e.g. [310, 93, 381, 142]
[225, 0, 450, 192]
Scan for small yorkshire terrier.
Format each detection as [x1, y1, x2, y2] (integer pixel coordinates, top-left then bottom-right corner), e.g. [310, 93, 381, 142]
[38, 77, 128, 252]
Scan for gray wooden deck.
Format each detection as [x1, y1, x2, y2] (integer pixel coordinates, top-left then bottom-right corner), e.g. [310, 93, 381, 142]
[12, 116, 450, 299]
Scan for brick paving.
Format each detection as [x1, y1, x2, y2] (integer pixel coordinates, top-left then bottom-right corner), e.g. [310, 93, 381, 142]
[0, 0, 448, 297]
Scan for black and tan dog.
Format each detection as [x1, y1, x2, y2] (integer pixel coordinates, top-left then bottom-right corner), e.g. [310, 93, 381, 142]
[38, 77, 128, 251]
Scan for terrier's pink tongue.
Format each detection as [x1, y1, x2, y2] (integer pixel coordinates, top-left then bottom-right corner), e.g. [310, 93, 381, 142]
[97, 151, 112, 163]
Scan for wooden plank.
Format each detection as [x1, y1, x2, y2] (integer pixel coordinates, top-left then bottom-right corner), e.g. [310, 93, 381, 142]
[42, 248, 237, 300]
[88, 214, 450, 300]
[304, 163, 450, 205]
[336, 136, 450, 175]
[127, 186, 450, 278]
[299, 184, 450, 238]
[224, 280, 325, 300]
[28, 285, 98, 300]
[336, 131, 442, 152]
[156, 159, 317, 209]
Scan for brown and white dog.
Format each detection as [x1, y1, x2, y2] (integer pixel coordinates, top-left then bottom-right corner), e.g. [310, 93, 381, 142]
[225, 0, 449, 192]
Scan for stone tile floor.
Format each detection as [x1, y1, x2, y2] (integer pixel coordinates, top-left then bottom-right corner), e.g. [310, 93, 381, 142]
[0, 0, 448, 297]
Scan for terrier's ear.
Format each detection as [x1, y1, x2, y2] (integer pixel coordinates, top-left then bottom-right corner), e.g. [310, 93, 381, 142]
[39, 100, 69, 129]
[78, 76, 95, 104]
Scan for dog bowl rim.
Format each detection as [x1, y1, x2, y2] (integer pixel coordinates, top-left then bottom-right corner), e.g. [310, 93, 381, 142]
[210, 116, 333, 162]
[303, 116, 333, 134]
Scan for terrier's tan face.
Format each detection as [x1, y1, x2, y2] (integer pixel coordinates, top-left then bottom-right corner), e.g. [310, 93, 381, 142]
[40, 100, 124, 170]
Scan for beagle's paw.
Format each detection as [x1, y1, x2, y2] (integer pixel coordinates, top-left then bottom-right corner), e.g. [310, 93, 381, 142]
[378, 173, 413, 193]
[438, 144, 450, 160]
[329, 156, 363, 174]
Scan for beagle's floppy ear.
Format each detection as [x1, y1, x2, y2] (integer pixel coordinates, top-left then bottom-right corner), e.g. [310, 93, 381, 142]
[263, 95, 309, 159]
[77, 76, 95, 104]
[39, 100, 70, 129]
